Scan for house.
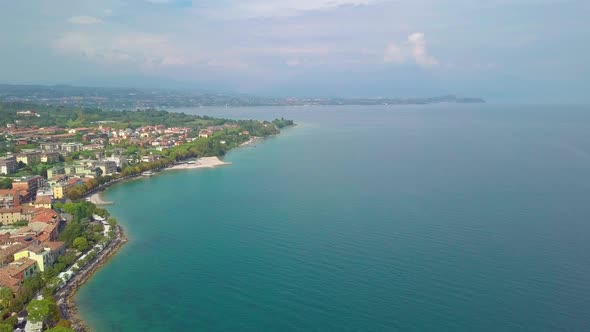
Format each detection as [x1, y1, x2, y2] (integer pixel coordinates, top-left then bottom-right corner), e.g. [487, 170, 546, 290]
[0, 156, 17, 175]
[40, 142, 61, 151]
[13, 242, 65, 272]
[0, 208, 33, 225]
[47, 166, 66, 179]
[16, 110, 40, 117]
[34, 196, 52, 209]
[30, 208, 59, 224]
[40, 151, 60, 163]
[52, 183, 69, 200]
[68, 128, 90, 134]
[141, 155, 158, 163]
[0, 258, 40, 292]
[199, 129, 214, 138]
[104, 155, 127, 168]
[12, 176, 48, 202]
[61, 142, 83, 153]
[0, 189, 23, 209]
[95, 160, 117, 175]
[83, 144, 104, 151]
[0, 245, 29, 269]
[37, 223, 58, 242]
[15, 151, 41, 165]
[25, 320, 44, 332]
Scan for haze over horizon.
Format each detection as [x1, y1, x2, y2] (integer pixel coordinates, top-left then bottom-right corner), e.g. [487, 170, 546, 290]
[1, 1, 588, 102]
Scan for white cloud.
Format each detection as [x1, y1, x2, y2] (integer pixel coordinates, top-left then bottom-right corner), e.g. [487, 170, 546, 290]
[145, 0, 176, 3]
[285, 59, 301, 67]
[53, 32, 192, 69]
[383, 44, 405, 63]
[199, 0, 382, 19]
[408, 33, 438, 66]
[67, 15, 103, 25]
[384, 32, 438, 67]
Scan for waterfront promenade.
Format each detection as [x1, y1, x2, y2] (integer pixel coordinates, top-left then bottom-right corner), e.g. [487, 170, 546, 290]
[55, 223, 127, 331]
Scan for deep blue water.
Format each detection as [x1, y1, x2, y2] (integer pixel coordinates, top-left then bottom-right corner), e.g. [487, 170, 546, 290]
[76, 104, 590, 331]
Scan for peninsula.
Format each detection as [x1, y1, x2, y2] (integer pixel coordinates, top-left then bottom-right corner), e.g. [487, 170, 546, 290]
[0, 101, 294, 331]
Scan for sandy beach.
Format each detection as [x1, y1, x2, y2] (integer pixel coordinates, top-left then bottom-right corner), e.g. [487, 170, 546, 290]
[166, 156, 231, 170]
[86, 192, 114, 205]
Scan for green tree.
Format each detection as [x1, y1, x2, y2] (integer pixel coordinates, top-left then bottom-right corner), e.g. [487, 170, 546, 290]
[73, 237, 89, 251]
[0, 324, 12, 332]
[48, 301, 61, 323]
[27, 299, 50, 323]
[0, 288, 12, 310]
[0, 178, 12, 189]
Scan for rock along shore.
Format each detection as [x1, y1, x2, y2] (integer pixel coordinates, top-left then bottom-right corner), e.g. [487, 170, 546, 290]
[55, 224, 128, 332]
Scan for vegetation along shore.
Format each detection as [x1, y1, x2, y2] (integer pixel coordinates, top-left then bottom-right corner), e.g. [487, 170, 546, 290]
[0, 101, 294, 331]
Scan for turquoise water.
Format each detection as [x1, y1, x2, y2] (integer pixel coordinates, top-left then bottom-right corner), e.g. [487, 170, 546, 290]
[76, 105, 590, 331]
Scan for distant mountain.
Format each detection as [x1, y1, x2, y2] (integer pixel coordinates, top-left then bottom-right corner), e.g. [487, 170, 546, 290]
[0, 84, 484, 108]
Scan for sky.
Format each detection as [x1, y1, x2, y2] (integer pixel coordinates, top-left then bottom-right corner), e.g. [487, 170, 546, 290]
[0, 0, 589, 101]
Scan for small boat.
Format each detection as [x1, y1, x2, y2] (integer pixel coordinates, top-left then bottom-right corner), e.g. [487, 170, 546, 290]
[141, 171, 155, 177]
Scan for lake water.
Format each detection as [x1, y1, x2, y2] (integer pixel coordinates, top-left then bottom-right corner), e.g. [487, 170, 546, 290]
[76, 104, 590, 331]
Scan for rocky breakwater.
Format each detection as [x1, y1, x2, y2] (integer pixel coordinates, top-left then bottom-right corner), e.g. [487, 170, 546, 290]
[55, 224, 128, 331]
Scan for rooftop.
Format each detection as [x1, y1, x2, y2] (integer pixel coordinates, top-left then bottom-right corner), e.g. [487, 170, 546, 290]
[30, 208, 59, 224]
[34, 196, 52, 205]
[43, 241, 64, 252]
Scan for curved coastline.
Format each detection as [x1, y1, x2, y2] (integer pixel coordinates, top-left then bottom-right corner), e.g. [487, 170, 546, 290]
[56, 156, 232, 331]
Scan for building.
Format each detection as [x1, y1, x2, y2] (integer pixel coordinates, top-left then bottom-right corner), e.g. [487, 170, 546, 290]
[95, 160, 117, 175]
[0, 258, 40, 293]
[70, 163, 94, 176]
[83, 144, 103, 151]
[40, 151, 60, 163]
[61, 142, 83, 153]
[25, 321, 43, 332]
[13, 242, 65, 272]
[141, 155, 158, 163]
[30, 208, 59, 224]
[0, 189, 23, 209]
[199, 129, 214, 138]
[47, 166, 66, 179]
[12, 176, 48, 202]
[0, 243, 28, 267]
[52, 184, 68, 200]
[51, 178, 81, 199]
[34, 195, 52, 209]
[67, 127, 90, 134]
[0, 156, 17, 175]
[16, 110, 40, 117]
[104, 155, 127, 168]
[36, 223, 59, 242]
[0, 208, 33, 225]
[40, 142, 61, 151]
[15, 151, 41, 165]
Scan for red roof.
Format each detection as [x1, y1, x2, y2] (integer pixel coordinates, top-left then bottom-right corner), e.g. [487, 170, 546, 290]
[35, 196, 52, 205]
[31, 208, 59, 224]
[43, 241, 65, 252]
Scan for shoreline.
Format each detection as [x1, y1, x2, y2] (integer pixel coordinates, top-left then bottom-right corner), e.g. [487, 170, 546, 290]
[239, 136, 261, 147]
[57, 156, 233, 331]
[86, 192, 114, 206]
[56, 224, 128, 332]
[165, 156, 231, 171]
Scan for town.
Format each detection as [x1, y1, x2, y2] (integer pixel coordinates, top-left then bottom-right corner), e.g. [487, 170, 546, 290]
[0, 102, 294, 331]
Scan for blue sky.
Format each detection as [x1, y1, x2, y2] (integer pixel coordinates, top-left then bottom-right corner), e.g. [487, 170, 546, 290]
[0, 0, 588, 101]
